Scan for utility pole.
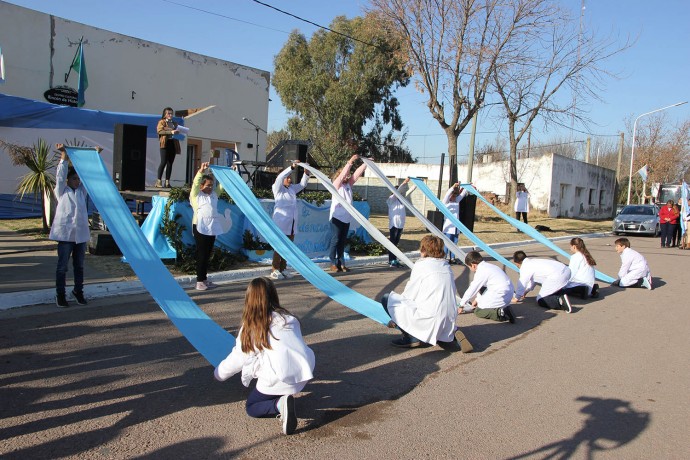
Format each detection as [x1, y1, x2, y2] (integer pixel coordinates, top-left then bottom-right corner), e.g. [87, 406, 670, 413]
[466, 111, 478, 183]
[585, 137, 591, 163]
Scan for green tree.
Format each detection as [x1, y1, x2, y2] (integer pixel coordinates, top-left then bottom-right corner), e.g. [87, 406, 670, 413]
[273, 14, 409, 171]
[0, 138, 58, 232]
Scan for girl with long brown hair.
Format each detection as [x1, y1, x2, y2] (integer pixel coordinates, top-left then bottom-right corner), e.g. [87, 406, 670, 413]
[214, 277, 315, 435]
[563, 237, 599, 299]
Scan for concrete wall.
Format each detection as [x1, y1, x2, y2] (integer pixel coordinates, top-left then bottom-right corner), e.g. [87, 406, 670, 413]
[358, 154, 615, 219]
[0, 1, 270, 184]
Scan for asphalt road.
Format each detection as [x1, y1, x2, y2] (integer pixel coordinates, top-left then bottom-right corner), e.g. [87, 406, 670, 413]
[1, 235, 688, 459]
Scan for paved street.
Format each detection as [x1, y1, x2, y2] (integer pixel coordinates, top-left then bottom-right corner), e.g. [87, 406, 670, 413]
[1, 234, 688, 459]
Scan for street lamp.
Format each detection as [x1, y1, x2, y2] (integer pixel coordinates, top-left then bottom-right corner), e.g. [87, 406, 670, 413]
[627, 101, 687, 205]
[242, 117, 266, 163]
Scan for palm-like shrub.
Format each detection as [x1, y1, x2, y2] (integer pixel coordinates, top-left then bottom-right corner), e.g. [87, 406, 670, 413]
[0, 138, 58, 232]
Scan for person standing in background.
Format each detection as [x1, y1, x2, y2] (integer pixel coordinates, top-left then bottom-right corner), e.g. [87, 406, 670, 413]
[190, 162, 232, 291]
[156, 107, 181, 188]
[442, 183, 468, 264]
[269, 161, 310, 280]
[50, 143, 99, 308]
[658, 200, 678, 248]
[387, 177, 412, 268]
[328, 154, 366, 273]
[515, 184, 530, 224]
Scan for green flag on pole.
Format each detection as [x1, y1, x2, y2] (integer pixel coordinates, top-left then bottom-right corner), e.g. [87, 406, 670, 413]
[70, 42, 88, 106]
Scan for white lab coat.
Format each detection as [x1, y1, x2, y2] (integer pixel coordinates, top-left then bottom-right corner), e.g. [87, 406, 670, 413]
[214, 313, 315, 395]
[459, 261, 514, 309]
[272, 166, 309, 235]
[387, 182, 409, 229]
[386, 257, 458, 345]
[49, 159, 90, 244]
[617, 247, 650, 287]
[441, 186, 469, 234]
[516, 257, 571, 299]
[565, 252, 595, 294]
[515, 191, 530, 213]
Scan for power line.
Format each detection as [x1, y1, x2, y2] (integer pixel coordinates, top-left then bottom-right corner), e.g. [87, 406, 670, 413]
[250, 0, 380, 48]
[161, 0, 291, 34]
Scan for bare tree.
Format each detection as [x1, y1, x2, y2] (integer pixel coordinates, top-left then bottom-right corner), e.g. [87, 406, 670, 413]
[490, 1, 628, 207]
[369, 0, 535, 185]
[625, 113, 690, 189]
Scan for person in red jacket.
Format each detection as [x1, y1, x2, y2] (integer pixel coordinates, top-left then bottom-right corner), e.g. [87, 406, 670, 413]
[659, 200, 679, 248]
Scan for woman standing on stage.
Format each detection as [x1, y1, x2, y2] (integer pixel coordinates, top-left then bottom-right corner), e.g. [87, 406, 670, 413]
[156, 107, 181, 188]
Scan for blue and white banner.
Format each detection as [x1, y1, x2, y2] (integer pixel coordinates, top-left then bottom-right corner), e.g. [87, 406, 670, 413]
[637, 165, 648, 182]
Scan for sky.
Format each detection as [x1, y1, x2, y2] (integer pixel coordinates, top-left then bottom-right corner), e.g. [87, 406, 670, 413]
[4, 0, 690, 164]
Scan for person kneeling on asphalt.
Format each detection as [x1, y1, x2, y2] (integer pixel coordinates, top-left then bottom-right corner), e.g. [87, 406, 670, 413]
[380, 235, 473, 352]
[511, 250, 573, 313]
[458, 251, 515, 323]
[612, 237, 652, 289]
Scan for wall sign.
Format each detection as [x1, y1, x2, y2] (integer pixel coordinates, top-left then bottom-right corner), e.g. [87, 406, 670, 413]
[44, 86, 78, 107]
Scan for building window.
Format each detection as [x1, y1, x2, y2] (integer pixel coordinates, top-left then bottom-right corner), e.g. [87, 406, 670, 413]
[589, 189, 596, 205]
[575, 187, 584, 198]
[599, 190, 605, 206]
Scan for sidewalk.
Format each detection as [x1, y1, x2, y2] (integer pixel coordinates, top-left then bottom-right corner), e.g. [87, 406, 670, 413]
[0, 227, 606, 310]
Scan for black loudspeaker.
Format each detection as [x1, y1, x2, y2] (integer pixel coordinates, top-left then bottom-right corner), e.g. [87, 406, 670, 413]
[113, 124, 147, 191]
[459, 194, 477, 232]
[426, 210, 444, 231]
[88, 230, 121, 255]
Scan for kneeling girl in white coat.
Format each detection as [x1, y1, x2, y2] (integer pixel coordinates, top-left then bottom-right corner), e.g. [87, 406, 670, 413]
[214, 277, 315, 435]
[381, 235, 472, 352]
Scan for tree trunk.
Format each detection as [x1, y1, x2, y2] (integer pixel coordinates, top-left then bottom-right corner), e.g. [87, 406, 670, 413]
[446, 129, 459, 187]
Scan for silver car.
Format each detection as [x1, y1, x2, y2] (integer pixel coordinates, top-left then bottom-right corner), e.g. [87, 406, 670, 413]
[612, 204, 660, 236]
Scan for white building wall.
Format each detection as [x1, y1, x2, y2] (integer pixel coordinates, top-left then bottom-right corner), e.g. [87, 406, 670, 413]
[0, 1, 269, 185]
[364, 154, 615, 219]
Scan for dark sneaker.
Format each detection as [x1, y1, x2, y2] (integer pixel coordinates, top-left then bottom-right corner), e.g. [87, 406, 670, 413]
[558, 294, 572, 313]
[501, 305, 515, 323]
[391, 336, 421, 348]
[341, 265, 350, 272]
[591, 284, 600, 298]
[56, 293, 69, 308]
[72, 290, 87, 305]
[278, 395, 297, 435]
[454, 329, 474, 353]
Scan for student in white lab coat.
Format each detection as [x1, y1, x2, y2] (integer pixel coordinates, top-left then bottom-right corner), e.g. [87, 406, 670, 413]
[387, 177, 413, 268]
[381, 235, 473, 352]
[512, 250, 573, 313]
[562, 237, 600, 299]
[457, 251, 516, 323]
[612, 237, 652, 289]
[214, 277, 315, 435]
[514, 184, 530, 224]
[269, 161, 310, 280]
[442, 183, 468, 264]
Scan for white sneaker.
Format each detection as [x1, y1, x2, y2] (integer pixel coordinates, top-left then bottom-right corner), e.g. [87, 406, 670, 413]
[277, 395, 296, 435]
[281, 270, 293, 279]
[269, 270, 282, 280]
[642, 274, 653, 290]
[195, 281, 208, 291]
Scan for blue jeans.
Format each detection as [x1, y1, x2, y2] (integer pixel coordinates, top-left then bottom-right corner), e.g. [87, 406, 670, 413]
[56, 241, 86, 295]
[328, 218, 350, 268]
[443, 232, 459, 259]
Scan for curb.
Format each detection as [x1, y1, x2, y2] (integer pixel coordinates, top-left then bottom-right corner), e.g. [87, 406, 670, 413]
[0, 232, 612, 310]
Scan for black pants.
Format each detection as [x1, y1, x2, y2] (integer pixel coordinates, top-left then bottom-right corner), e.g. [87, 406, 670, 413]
[193, 224, 215, 282]
[157, 141, 177, 181]
[388, 226, 403, 263]
[536, 289, 566, 309]
[516, 212, 528, 224]
[660, 223, 675, 247]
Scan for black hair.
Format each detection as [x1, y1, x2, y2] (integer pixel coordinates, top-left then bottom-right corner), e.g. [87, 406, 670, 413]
[513, 250, 527, 264]
[161, 107, 174, 119]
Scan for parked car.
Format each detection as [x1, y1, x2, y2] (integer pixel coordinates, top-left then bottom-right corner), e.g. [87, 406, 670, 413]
[612, 204, 660, 236]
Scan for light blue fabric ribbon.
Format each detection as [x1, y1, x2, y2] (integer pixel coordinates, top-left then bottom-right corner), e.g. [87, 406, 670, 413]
[210, 165, 392, 326]
[66, 147, 235, 366]
[410, 178, 519, 272]
[361, 158, 468, 262]
[461, 184, 615, 283]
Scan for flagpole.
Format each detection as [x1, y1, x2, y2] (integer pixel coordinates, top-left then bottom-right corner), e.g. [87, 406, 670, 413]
[64, 36, 84, 83]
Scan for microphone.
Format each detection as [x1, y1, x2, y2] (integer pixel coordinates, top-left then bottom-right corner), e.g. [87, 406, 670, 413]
[242, 117, 248, 121]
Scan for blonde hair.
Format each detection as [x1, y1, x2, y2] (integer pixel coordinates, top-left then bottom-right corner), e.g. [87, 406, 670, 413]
[419, 235, 445, 258]
[240, 277, 292, 353]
